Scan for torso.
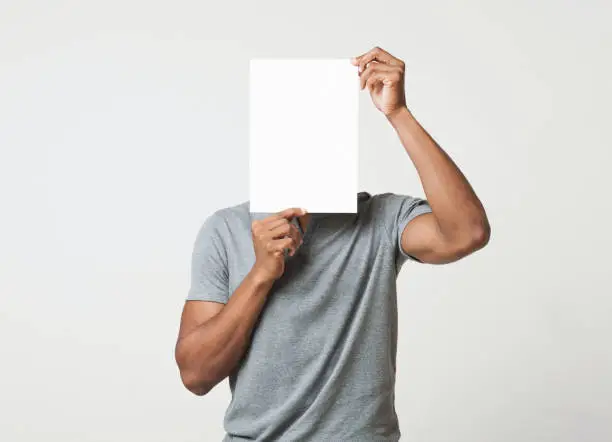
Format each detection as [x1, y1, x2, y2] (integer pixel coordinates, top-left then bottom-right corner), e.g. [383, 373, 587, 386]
[218, 192, 403, 441]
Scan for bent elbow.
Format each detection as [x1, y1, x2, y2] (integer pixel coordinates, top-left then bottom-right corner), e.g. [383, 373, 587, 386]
[450, 220, 491, 259]
[471, 220, 491, 250]
[180, 369, 212, 396]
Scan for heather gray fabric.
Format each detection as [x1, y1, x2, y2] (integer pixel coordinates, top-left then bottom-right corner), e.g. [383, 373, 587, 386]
[186, 192, 432, 441]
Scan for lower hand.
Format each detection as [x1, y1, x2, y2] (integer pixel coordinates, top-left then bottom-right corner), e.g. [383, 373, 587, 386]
[250, 207, 306, 283]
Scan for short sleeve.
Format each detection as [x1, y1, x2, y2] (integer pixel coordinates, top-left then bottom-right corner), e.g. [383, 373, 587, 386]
[186, 212, 229, 304]
[374, 192, 433, 268]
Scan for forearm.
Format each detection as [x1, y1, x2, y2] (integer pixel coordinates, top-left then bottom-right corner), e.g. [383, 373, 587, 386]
[388, 107, 489, 242]
[176, 270, 273, 395]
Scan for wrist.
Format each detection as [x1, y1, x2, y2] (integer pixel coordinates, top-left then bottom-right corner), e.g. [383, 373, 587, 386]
[248, 265, 276, 289]
[386, 105, 412, 128]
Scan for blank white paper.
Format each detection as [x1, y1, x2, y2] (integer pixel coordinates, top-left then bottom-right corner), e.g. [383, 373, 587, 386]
[249, 59, 358, 213]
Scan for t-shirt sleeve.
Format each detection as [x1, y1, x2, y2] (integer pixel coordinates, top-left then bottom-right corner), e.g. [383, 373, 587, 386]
[186, 212, 229, 304]
[374, 192, 433, 267]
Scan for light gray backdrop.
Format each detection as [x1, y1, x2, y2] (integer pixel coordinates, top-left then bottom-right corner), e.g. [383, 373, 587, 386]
[1, 1, 610, 441]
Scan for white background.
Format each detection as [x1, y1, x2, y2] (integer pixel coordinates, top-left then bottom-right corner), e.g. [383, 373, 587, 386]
[1, 1, 611, 441]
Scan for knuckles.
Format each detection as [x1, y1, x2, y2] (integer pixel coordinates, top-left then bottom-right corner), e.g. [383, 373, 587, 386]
[281, 237, 295, 247]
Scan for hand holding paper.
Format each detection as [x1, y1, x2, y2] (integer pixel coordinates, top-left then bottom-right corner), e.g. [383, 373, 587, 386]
[351, 46, 407, 118]
[250, 208, 306, 283]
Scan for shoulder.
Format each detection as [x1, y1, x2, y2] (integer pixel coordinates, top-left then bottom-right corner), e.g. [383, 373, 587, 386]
[196, 201, 250, 243]
[352, 191, 403, 228]
[213, 201, 250, 226]
[368, 192, 411, 206]
[358, 191, 411, 216]
[358, 192, 430, 237]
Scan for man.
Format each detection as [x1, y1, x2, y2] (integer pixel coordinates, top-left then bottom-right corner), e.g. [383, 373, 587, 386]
[175, 47, 490, 441]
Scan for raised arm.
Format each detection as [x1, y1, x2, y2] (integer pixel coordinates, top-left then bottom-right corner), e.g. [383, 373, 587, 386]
[352, 47, 490, 264]
[390, 107, 489, 263]
[175, 208, 305, 395]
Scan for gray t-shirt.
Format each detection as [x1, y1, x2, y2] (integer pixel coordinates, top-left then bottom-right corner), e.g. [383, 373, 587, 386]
[187, 192, 432, 441]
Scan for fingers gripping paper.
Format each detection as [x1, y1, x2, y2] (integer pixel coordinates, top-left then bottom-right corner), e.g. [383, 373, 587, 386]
[249, 59, 359, 213]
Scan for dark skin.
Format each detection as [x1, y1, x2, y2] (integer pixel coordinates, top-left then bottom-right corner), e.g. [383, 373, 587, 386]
[176, 207, 306, 395]
[175, 47, 490, 395]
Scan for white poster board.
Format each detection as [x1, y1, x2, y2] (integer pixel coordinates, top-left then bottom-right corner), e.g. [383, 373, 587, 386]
[249, 59, 359, 213]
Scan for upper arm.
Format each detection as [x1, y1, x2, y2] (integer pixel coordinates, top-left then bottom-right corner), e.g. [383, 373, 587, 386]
[178, 300, 224, 340]
[187, 212, 230, 304]
[400, 206, 488, 265]
[374, 192, 483, 266]
[178, 211, 230, 340]
[175, 300, 225, 395]
[374, 192, 435, 268]
[400, 212, 460, 264]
